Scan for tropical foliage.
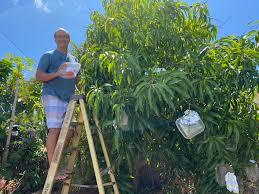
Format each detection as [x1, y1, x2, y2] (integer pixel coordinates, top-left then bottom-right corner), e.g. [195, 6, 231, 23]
[73, 0, 259, 193]
[0, 0, 258, 193]
[0, 55, 47, 193]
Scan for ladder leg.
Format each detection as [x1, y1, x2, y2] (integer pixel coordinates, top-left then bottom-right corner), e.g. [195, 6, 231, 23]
[79, 99, 105, 194]
[42, 100, 77, 194]
[61, 112, 84, 194]
[94, 115, 120, 194]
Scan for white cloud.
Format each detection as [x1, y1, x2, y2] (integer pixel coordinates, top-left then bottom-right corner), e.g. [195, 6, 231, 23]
[34, 0, 51, 13]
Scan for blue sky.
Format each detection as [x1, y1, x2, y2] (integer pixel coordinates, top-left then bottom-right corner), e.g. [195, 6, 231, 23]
[0, 0, 258, 76]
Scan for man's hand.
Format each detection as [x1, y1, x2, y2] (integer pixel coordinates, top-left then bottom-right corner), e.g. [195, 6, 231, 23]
[58, 62, 67, 71]
[61, 71, 74, 78]
[57, 62, 75, 78]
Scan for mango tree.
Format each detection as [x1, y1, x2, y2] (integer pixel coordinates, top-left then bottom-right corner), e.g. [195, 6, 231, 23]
[74, 0, 258, 193]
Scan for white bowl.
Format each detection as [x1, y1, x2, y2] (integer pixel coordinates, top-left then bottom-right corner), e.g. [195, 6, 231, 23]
[59, 62, 81, 79]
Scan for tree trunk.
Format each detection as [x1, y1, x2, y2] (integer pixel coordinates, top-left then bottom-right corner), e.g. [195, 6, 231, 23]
[2, 78, 19, 164]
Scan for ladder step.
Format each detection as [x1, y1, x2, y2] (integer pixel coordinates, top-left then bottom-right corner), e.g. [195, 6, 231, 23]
[71, 121, 84, 126]
[70, 182, 115, 188]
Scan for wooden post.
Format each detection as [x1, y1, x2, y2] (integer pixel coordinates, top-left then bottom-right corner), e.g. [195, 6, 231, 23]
[2, 78, 19, 164]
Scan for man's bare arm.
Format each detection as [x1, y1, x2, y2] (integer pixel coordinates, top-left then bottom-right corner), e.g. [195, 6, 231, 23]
[36, 63, 74, 82]
[36, 70, 60, 82]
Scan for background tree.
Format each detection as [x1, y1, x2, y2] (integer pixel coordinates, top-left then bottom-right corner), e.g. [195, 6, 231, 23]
[0, 55, 47, 193]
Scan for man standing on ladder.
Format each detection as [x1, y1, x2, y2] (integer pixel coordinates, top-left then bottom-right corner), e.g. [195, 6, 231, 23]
[36, 28, 80, 181]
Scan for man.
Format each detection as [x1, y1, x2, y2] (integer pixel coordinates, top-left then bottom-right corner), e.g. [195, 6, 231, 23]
[36, 28, 80, 180]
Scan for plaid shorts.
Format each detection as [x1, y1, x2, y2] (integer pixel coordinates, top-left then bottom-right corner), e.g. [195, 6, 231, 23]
[41, 95, 68, 129]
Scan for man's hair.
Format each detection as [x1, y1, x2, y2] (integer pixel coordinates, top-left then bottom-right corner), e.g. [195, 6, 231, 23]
[54, 27, 70, 38]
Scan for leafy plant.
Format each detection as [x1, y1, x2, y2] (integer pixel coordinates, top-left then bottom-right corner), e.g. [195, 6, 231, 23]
[74, 0, 259, 193]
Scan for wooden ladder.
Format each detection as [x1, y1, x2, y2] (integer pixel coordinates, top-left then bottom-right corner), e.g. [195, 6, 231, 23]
[42, 94, 120, 194]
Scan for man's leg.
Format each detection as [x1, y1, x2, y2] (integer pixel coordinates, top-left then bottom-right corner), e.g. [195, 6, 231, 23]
[46, 128, 60, 164]
[65, 128, 74, 147]
[46, 127, 74, 180]
[42, 95, 74, 181]
[46, 128, 74, 164]
[46, 128, 68, 180]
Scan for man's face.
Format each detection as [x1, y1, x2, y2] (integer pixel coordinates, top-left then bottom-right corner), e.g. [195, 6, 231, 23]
[55, 30, 70, 48]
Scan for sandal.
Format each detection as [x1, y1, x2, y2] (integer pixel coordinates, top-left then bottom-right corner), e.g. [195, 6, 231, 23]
[54, 169, 72, 181]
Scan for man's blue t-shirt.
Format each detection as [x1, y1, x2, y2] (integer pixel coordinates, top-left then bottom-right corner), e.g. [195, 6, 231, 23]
[37, 49, 78, 102]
